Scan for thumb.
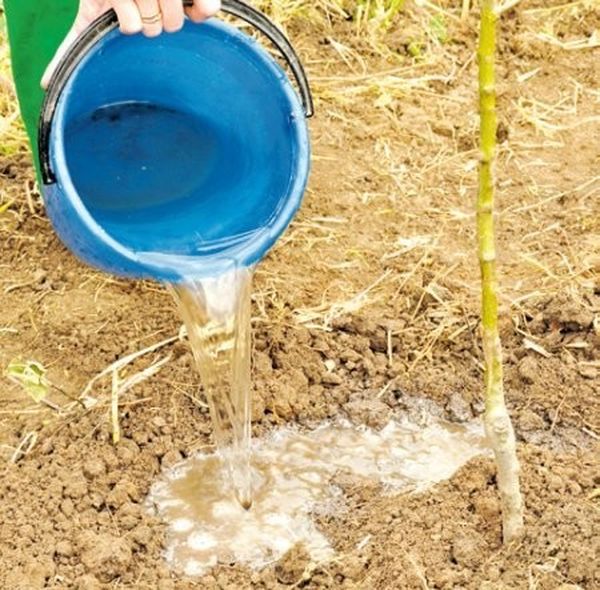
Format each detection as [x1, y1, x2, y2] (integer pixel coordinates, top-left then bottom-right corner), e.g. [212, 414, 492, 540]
[41, 27, 80, 89]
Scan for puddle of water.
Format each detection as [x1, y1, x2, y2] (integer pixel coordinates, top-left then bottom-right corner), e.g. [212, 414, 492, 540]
[168, 267, 254, 510]
[148, 417, 488, 577]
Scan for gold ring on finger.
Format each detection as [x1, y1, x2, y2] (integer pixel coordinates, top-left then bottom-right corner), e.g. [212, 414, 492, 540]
[141, 12, 162, 24]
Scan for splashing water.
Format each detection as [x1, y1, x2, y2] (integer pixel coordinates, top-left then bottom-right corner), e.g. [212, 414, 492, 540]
[148, 417, 489, 577]
[167, 267, 254, 509]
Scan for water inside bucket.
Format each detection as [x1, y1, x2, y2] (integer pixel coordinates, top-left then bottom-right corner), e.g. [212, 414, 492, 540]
[64, 101, 255, 254]
[66, 102, 226, 213]
[62, 100, 292, 266]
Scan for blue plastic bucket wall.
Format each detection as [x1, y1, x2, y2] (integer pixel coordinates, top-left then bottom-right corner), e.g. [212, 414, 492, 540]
[43, 18, 310, 282]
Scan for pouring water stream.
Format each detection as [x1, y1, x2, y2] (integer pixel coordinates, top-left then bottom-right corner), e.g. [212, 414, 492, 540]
[168, 266, 255, 510]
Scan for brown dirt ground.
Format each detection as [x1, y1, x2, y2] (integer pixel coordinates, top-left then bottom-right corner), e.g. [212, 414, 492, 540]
[1, 1, 599, 588]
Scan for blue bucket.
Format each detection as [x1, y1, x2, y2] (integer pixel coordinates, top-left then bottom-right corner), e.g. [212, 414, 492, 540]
[38, 0, 312, 281]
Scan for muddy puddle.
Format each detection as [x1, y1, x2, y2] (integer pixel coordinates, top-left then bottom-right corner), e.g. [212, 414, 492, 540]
[147, 417, 489, 577]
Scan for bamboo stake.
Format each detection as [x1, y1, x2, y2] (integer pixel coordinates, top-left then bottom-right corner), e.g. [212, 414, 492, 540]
[477, 0, 525, 543]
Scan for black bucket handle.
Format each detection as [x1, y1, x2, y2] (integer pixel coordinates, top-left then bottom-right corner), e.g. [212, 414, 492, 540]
[39, 0, 314, 185]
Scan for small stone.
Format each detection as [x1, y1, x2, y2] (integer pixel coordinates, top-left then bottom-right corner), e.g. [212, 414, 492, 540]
[369, 333, 388, 353]
[518, 409, 545, 432]
[361, 356, 377, 377]
[486, 566, 501, 581]
[578, 365, 597, 380]
[548, 474, 564, 492]
[39, 439, 54, 455]
[20, 524, 35, 539]
[132, 429, 150, 445]
[60, 498, 75, 517]
[14, 557, 55, 590]
[471, 398, 485, 414]
[251, 389, 266, 422]
[518, 356, 539, 385]
[107, 479, 140, 509]
[99, 447, 119, 468]
[273, 397, 294, 420]
[117, 440, 140, 464]
[152, 416, 167, 429]
[344, 399, 392, 429]
[338, 553, 369, 581]
[161, 450, 183, 469]
[132, 524, 152, 547]
[321, 372, 343, 386]
[451, 532, 488, 568]
[544, 295, 594, 331]
[340, 349, 361, 363]
[157, 581, 175, 590]
[64, 477, 88, 499]
[106, 486, 129, 509]
[472, 496, 500, 521]
[446, 392, 471, 423]
[324, 359, 336, 372]
[79, 533, 132, 582]
[89, 491, 104, 509]
[55, 540, 74, 557]
[96, 512, 111, 527]
[83, 457, 106, 479]
[117, 502, 143, 530]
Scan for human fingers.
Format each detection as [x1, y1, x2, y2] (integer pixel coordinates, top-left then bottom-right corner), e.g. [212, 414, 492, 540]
[41, 29, 79, 89]
[134, 0, 163, 36]
[159, 0, 185, 32]
[43, 0, 111, 88]
[185, 0, 221, 23]
[111, 0, 144, 34]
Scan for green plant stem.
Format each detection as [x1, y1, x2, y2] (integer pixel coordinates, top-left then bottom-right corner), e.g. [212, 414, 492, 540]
[478, 0, 524, 544]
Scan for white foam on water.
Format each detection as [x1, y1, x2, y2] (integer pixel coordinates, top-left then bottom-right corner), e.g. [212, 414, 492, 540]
[147, 417, 489, 577]
[172, 518, 194, 533]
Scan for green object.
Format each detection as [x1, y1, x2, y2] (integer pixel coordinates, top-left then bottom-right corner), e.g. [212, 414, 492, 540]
[477, 0, 524, 543]
[430, 14, 448, 44]
[6, 360, 50, 403]
[4, 0, 77, 173]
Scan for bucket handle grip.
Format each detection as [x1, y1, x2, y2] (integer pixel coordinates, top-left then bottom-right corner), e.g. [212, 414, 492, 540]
[39, 0, 313, 185]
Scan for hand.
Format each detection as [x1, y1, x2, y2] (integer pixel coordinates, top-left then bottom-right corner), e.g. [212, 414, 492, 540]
[42, 0, 221, 88]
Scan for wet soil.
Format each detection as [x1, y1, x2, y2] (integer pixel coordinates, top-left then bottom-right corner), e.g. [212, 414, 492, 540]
[1, 1, 599, 588]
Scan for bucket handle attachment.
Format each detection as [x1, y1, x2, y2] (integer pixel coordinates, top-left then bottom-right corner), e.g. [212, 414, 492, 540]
[39, 0, 314, 185]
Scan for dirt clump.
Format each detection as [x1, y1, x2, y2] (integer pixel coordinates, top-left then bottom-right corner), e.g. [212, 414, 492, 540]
[78, 532, 132, 582]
